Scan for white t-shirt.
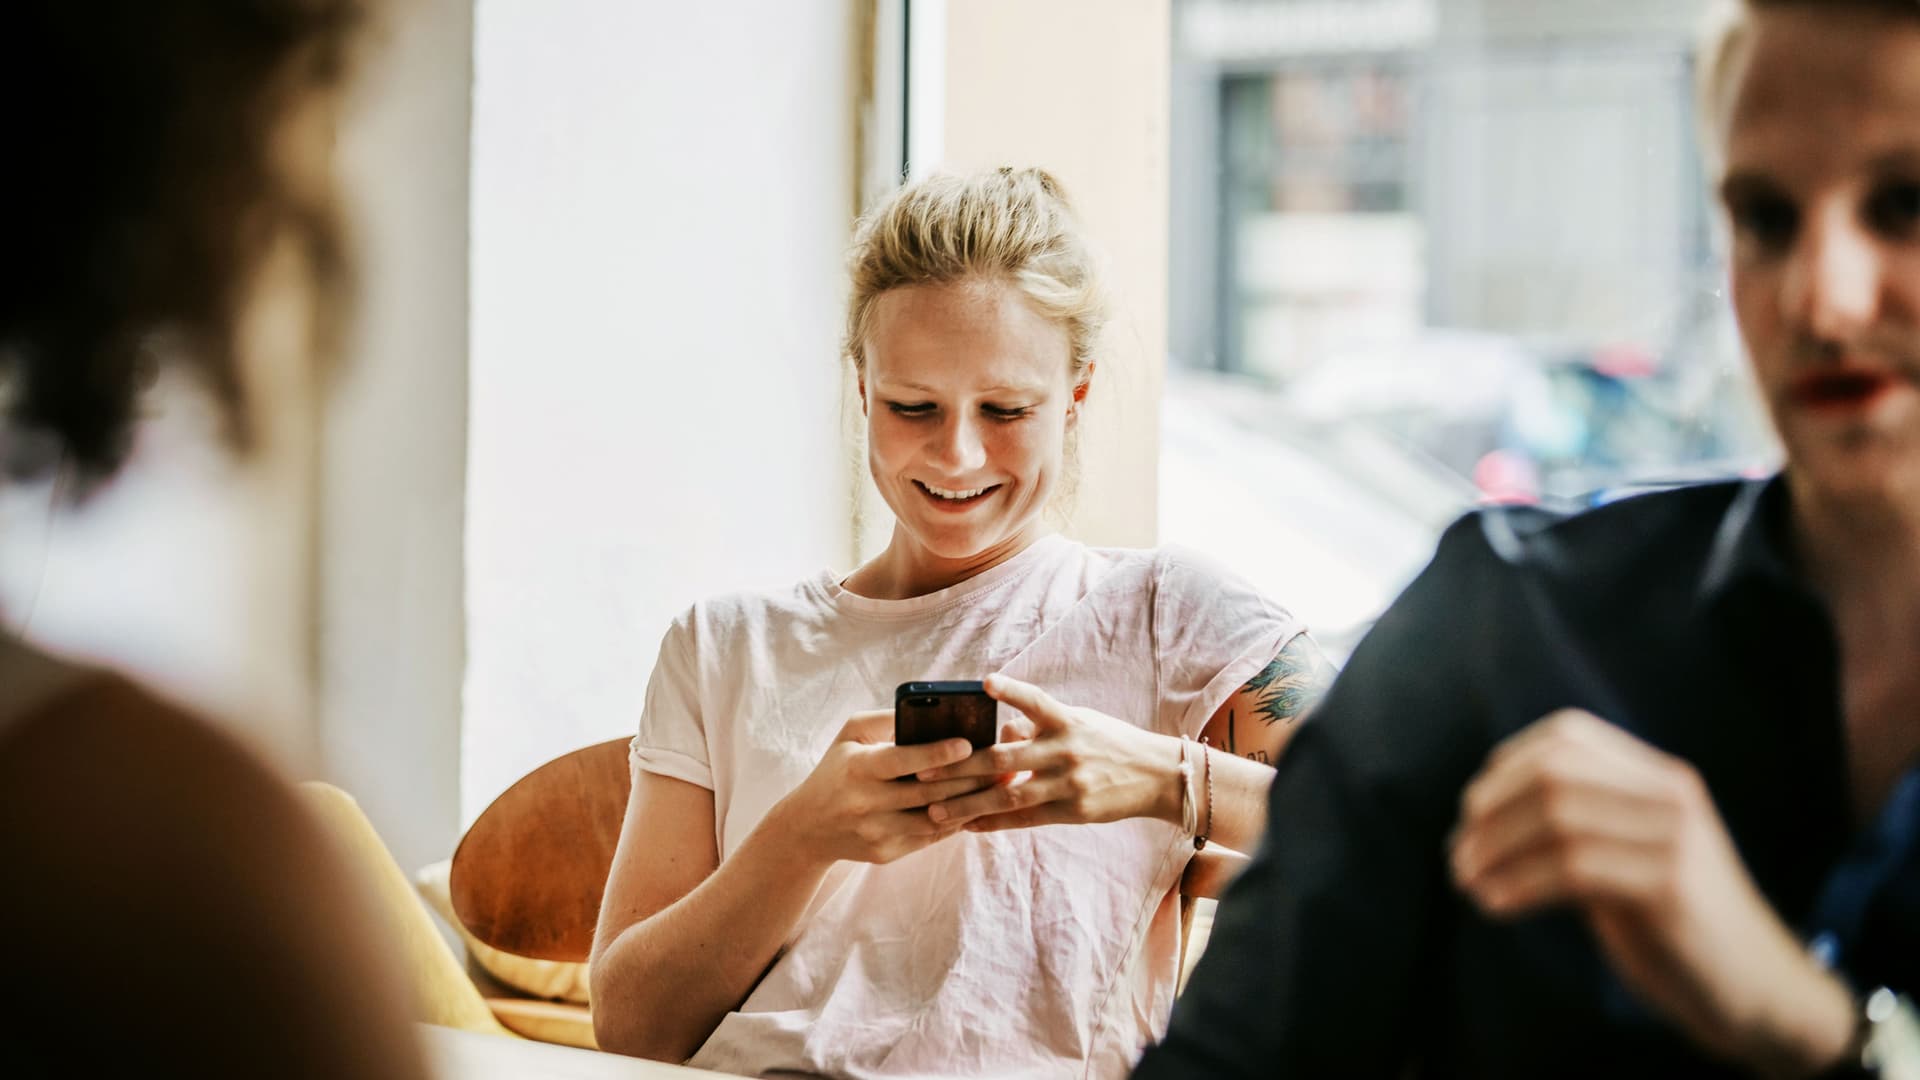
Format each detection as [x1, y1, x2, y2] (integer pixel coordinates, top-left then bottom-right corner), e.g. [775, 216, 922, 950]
[633, 535, 1303, 1079]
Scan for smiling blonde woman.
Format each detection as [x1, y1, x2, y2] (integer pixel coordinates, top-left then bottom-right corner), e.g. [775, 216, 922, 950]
[588, 168, 1335, 1078]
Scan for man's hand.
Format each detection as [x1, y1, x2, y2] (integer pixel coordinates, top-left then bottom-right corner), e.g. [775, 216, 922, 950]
[1449, 710, 1855, 1077]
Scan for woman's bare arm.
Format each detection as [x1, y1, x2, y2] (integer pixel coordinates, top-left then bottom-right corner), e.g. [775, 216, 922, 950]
[589, 713, 987, 1062]
[588, 771, 831, 1061]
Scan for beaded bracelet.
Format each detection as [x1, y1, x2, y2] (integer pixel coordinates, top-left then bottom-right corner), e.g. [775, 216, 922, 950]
[1177, 734, 1198, 837]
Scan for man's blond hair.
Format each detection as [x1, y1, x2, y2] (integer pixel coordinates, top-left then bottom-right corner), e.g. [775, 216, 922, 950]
[1696, 0, 1920, 173]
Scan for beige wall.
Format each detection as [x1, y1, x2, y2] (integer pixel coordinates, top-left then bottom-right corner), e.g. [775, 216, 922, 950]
[941, 0, 1171, 547]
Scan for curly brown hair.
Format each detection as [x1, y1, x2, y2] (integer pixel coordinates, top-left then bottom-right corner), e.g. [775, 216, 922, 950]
[0, 0, 365, 486]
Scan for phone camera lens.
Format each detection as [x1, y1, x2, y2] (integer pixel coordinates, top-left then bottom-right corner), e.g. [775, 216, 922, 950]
[911, 696, 938, 708]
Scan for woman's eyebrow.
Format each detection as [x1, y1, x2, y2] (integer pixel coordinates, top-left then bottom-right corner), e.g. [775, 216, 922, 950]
[875, 379, 1050, 396]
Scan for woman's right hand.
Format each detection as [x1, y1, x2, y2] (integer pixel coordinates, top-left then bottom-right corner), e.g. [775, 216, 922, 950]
[767, 711, 993, 868]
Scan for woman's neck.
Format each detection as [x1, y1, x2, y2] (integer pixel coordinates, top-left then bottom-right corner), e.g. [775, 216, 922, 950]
[1790, 471, 1920, 627]
[842, 525, 1053, 601]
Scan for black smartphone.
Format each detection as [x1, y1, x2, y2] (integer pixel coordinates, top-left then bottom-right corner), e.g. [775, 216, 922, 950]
[894, 680, 997, 750]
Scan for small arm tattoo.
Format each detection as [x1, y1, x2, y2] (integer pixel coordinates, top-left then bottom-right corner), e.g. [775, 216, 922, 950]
[1224, 710, 1271, 764]
[1242, 634, 1336, 727]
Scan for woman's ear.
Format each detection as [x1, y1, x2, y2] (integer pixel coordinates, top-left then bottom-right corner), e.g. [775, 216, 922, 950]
[857, 374, 868, 417]
[1067, 363, 1095, 422]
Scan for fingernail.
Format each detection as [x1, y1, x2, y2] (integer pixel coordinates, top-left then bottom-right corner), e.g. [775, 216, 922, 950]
[928, 804, 948, 823]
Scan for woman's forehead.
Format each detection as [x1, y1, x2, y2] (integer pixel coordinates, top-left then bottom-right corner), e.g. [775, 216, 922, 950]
[864, 280, 1072, 387]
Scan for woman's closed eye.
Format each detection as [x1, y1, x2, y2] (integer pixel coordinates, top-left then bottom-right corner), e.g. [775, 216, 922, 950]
[885, 401, 1035, 421]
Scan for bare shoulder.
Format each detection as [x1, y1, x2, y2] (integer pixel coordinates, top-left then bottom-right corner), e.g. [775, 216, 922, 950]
[0, 667, 428, 1078]
[0, 671, 321, 880]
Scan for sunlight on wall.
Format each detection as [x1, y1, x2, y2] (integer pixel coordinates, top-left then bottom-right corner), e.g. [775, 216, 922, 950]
[464, 0, 858, 824]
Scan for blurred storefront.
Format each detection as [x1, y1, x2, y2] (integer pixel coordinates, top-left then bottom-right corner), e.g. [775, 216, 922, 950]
[1162, 0, 1779, 652]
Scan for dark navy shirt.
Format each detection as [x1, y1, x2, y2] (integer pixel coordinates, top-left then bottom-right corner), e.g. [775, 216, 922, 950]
[1136, 477, 1916, 1079]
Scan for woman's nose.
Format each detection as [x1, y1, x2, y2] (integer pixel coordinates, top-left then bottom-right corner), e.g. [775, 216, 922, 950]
[930, 414, 987, 472]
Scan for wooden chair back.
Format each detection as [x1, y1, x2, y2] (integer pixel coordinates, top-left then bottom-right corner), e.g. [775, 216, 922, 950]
[450, 737, 631, 964]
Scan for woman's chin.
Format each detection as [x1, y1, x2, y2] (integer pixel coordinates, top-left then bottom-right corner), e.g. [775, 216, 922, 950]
[909, 530, 1001, 564]
[896, 519, 1023, 566]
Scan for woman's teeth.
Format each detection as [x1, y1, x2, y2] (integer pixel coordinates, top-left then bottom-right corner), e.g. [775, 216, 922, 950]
[921, 482, 990, 500]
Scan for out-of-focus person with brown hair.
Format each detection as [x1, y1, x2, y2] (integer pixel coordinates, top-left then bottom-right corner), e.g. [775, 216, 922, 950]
[0, 3, 426, 1076]
[1138, 0, 1920, 1077]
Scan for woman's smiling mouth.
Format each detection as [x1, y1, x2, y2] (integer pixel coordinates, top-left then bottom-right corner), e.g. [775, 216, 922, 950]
[914, 479, 1001, 509]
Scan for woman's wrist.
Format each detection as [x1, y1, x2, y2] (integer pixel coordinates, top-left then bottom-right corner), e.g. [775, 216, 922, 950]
[1139, 729, 1187, 827]
[755, 794, 837, 878]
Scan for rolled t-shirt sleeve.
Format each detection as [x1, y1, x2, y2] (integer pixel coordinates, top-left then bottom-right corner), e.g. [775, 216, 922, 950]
[632, 608, 713, 791]
[1151, 546, 1305, 737]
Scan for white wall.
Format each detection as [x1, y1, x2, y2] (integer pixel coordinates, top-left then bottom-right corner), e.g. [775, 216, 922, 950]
[464, 0, 858, 823]
[0, 376, 309, 762]
[324, 0, 475, 873]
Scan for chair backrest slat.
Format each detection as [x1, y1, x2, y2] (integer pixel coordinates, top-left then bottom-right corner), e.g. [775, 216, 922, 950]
[450, 738, 631, 963]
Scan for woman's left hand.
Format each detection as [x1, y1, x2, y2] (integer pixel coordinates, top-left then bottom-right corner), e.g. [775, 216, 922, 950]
[916, 673, 1182, 831]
